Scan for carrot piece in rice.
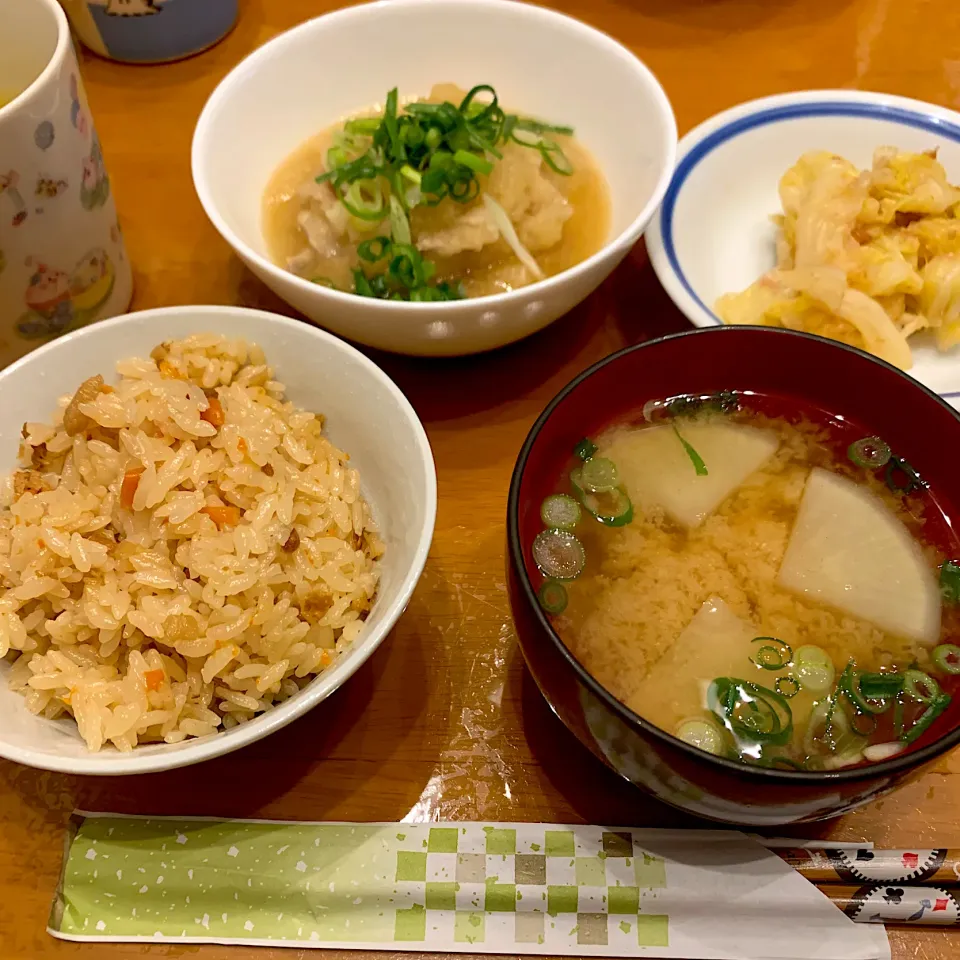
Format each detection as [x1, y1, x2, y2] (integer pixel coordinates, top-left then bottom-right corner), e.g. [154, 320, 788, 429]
[201, 505, 242, 528]
[200, 396, 225, 428]
[144, 669, 165, 691]
[120, 468, 144, 509]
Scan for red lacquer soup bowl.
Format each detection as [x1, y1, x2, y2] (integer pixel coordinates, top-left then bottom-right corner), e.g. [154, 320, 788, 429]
[506, 327, 960, 825]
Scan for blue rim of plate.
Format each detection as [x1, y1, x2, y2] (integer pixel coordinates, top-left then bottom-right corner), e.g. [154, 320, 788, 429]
[658, 99, 960, 405]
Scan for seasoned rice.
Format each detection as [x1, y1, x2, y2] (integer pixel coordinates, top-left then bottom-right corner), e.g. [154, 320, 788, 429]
[0, 334, 383, 751]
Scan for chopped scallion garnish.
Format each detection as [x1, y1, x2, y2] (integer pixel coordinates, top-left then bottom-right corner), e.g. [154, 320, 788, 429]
[940, 561, 960, 606]
[313, 84, 574, 302]
[574, 438, 597, 461]
[900, 694, 951, 744]
[570, 467, 633, 527]
[775, 676, 800, 698]
[932, 643, 960, 675]
[707, 678, 793, 745]
[675, 718, 725, 755]
[885, 455, 926, 494]
[856, 672, 905, 700]
[531, 529, 586, 581]
[843, 670, 896, 715]
[903, 669, 941, 704]
[538, 580, 568, 615]
[847, 436, 892, 469]
[673, 424, 708, 476]
[792, 645, 835, 694]
[540, 494, 581, 531]
[580, 457, 619, 493]
[749, 637, 792, 671]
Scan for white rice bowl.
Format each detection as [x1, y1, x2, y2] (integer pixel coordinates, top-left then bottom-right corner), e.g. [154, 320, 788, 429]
[0, 307, 435, 774]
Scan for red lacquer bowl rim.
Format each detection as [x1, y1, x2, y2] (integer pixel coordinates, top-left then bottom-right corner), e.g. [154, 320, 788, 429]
[507, 326, 960, 784]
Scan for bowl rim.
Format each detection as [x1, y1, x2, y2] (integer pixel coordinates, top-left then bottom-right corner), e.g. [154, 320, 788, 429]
[0, 305, 438, 774]
[190, 0, 678, 315]
[0, 0, 70, 124]
[646, 88, 960, 331]
[507, 324, 960, 784]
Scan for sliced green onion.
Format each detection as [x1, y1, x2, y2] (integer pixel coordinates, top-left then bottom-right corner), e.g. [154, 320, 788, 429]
[676, 718, 725, 755]
[707, 678, 793, 745]
[940, 561, 960, 606]
[399, 164, 421, 185]
[885, 456, 926, 494]
[824, 661, 853, 749]
[344, 116, 381, 137]
[452, 149, 493, 176]
[540, 494, 581, 530]
[512, 117, 575, 137]
[847, 437, 892, 469]
[389, 195, 411, 245]
[793, 645, 836, 694]
[904, 669, 941, 704]
[749, 637, 793, 670]
[932, 643, 960, 675]
[901, 693, 951, 744]
[326, 145, 349, 170]
[357, 236, 392, 262]
[539, 140, 573, 176]
[857, 672, 905, 699]
[673, 425, 708, 476]
[574, 438, 597, 461]
[341, 180, 386, 221]
[531, 529, 585, 581]
[580, 457, 619, 493]
[843, 671, 896, 715]
[850, 711, 878, 736]
[509, 126, 543, 148]
[570, 468, 633, 526]
[803, 696, 853, 756]
[775, 676, 800, 698]
[538, 580, 568, 615]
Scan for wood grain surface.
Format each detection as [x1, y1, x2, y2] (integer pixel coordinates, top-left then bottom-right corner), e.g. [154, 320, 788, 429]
[3, 1, 960, 958]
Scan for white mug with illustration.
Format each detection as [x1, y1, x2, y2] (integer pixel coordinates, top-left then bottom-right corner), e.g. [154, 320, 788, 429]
[0, 0, 132, 370]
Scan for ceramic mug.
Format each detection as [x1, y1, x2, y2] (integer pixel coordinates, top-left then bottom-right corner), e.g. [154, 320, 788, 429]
[0, 0, 133, 370]
[59, 0, 239, 64]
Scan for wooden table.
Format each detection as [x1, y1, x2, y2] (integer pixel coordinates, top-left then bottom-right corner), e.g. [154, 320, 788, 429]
[3, 0, 960, 957]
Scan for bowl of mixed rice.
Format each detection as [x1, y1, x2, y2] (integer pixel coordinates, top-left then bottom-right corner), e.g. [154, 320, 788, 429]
[0, 306, 436, 774]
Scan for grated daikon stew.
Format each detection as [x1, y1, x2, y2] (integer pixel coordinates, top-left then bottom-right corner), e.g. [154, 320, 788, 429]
[262, 84, 610, 301]
[530, 392, 960, 771]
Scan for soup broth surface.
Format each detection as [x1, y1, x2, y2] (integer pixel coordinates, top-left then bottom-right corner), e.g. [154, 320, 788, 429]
[537, 396, 960, 771]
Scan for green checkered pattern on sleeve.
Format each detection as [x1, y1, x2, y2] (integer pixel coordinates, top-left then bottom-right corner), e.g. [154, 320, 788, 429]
[391, 825, 668, 949]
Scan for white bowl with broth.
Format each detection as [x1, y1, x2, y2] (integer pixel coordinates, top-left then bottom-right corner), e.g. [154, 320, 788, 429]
[0, 306, 436, 775]
[191, 0, 677, 357]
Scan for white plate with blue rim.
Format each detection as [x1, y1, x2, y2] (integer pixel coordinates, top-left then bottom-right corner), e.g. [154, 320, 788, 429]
[646, 89, 960, 413]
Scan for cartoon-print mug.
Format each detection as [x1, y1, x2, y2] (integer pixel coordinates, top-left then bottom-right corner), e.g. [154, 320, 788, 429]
[0, 0, 132, 370]
[59, 0, 239, 64]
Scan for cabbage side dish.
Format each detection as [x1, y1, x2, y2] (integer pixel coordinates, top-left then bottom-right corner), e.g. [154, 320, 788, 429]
[263, 84, 610, 301]
[716, 147, 960, 368]
[529, 392, 960, 772]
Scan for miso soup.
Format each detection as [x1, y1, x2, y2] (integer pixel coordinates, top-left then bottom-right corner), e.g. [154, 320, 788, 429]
[529, 392, 960, 771]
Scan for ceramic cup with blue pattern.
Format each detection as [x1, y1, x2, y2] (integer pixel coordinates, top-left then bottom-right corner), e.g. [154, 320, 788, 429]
[60, 0, 238, 64]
